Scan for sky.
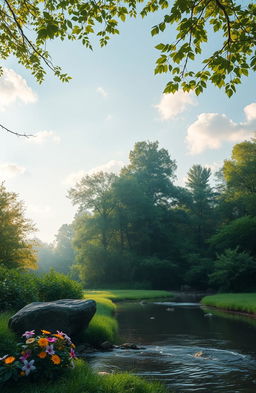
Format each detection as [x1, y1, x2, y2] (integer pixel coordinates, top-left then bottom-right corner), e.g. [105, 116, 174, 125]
[0, 12, 255, 243]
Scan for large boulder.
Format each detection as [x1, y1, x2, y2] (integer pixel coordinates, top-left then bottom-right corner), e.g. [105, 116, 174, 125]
[8, 299, 96, 337]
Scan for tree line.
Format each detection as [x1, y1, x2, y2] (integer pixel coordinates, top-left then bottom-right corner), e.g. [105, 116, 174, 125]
[1, 138, 256, 292]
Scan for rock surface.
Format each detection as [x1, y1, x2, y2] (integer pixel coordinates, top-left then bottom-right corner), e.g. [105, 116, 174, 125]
[9, 299, 96, 337]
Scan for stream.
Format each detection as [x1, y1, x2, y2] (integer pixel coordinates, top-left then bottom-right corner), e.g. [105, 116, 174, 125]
[88, 300, 256, 392]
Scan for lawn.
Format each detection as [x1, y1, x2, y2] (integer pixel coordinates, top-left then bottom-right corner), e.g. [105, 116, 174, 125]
[201, 293, 256, 314]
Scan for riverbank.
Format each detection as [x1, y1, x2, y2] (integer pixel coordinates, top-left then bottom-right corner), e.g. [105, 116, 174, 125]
[82, 289, 173, 345]
[0, 290, 172, 393]
[84, 289, 172, 302]
[201, 293, 256, 316]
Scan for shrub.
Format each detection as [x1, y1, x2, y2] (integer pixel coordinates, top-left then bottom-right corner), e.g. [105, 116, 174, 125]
[38, 270, 83, 301]
[0, 267, 39, 312]
[209, 248, 256, 292]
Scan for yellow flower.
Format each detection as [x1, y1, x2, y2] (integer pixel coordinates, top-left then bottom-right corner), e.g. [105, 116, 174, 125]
[38, 352, 47, 359]
[20, 371, 25, 376]
[38, 338, 48, 347]
[71, 343, 76, 348]
[53, 334, 64, 340]
[26, 338, 35, 344]
[41, 330, 51, 334]
[4, 356, 15, 364]
[51, 354, 61, 365]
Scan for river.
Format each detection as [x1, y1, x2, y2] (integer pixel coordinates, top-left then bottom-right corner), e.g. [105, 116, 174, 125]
[88, 300, 256, 393]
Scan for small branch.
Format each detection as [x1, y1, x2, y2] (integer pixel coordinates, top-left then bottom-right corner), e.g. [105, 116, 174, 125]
[215, 0, 232, 44]
[0, 123, 33, 138]
[4, 0, 56, 72]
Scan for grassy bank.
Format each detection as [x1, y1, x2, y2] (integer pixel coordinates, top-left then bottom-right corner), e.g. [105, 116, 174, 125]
[201, 293, 256, 314]
[1, 292, 169, 393]
[81, 294, 118, 346]
[82, 289, 172, 345]
[2, 359, 168, 393]
[84, 289, 172, 302]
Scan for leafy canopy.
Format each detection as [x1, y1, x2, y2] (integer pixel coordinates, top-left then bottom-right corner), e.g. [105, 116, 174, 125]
[0, 182, 37, 269]
[0, 0, 255, 95]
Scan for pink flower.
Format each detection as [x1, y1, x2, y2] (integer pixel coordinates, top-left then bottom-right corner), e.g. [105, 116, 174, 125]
[22, 330, 35, 339]
[47, 337, 57, 343]
[70, 348, 76, 359]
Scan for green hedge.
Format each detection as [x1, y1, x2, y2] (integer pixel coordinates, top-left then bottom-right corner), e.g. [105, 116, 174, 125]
[0, 268, 83, 312]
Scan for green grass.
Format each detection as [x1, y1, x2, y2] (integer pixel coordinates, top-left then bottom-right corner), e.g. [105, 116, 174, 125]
[81, 293, 118, 346]
[201, 293, 256, 314]
[0, 312, 18, 356]
[1, 359, 168, 393]
[84, 289, 172, 302]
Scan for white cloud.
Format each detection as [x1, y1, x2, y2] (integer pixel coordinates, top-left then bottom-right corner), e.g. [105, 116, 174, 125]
[186, 104, 256, 154]
[96, 87, 108, 97]
[205, 161, 223, 173]
[0, 163, 26, 179]
[26, 130, 61, 144]
[64, 160, 125, 186]
[87, 160, 124, 175]
[0, 68, 37, 111]
[155, 90, 197, 120]
[243, 103, 256, 122]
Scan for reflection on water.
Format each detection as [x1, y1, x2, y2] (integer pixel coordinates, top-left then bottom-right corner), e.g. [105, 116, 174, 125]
[88, 301, 256, 393]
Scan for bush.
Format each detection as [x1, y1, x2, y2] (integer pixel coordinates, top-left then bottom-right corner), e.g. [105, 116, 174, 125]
[0, 267, 39, 312]
[209, 248, 256, 292]
[38, 270, 83, 301]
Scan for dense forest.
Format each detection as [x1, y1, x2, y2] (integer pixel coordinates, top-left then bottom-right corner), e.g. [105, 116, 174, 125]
[33, 138, 256, 292]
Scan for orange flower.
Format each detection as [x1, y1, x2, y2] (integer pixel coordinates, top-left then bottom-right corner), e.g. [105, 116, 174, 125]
[51, 354, 61, 365]
[38, 338, 48, 347]
[38, 352, 47, 359]
[41, 330, 51, 334]
[53, 334, 64, 340]
[26, 338, 35, 344]
[4, 356, 15, 364]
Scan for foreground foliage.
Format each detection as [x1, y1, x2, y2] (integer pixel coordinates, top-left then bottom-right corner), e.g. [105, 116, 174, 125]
[0, 1, 255, 96]
[1, 360, 167, 393]
[201, 293, 256, 314]
[0, 330, 76, 383]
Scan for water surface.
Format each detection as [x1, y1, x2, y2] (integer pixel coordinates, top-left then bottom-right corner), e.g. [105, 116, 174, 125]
[88, 301, 256, 392]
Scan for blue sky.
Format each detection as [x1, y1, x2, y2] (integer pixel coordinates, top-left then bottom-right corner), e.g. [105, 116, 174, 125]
[0, 15, 255, 243]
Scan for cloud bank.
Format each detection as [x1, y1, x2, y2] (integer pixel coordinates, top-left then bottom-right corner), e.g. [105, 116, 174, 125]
[0, 68, 37, 111]
[186, 103, 256, 154]
[0, 163, 26, 179]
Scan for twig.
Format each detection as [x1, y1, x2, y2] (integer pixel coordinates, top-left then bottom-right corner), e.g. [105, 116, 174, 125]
[0, 123, 33, 138]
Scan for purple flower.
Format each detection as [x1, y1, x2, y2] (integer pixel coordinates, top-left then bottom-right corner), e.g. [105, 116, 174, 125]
[19, 351, 31, 362]
[47, 337, 57, 343]
[22, 330, 35, 339]
[46, 344, 55, 355]
[21, 359, 36, 376]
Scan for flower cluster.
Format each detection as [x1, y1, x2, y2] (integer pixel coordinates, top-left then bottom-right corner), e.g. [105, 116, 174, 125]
[0, 330, 77, 384]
